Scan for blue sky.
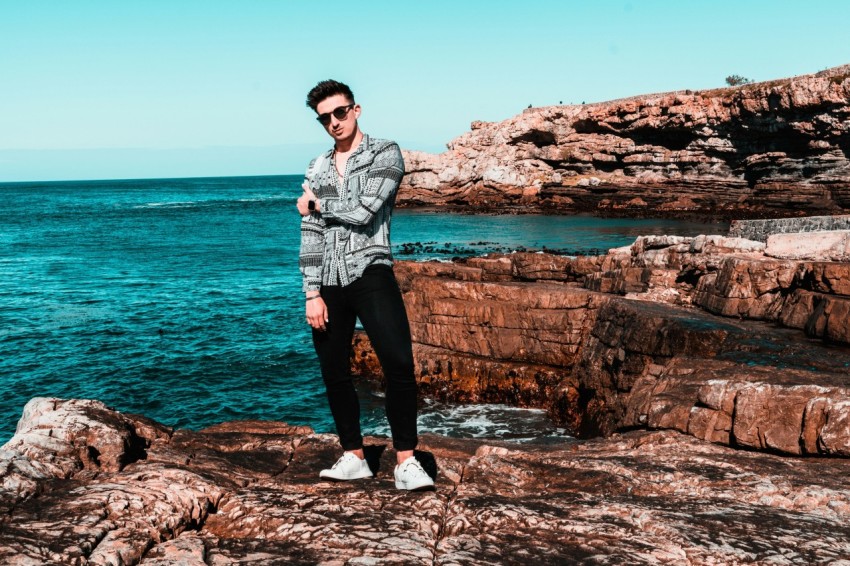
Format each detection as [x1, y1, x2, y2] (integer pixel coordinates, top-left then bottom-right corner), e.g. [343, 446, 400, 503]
[2, 0, 849, 181]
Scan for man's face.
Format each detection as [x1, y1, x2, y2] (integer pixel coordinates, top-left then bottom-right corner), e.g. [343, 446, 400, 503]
[316, 94, 360, 142]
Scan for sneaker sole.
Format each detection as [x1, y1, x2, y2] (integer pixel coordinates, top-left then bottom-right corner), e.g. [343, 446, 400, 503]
[319, 473, 374, 481]
[395, 480, 436, 491]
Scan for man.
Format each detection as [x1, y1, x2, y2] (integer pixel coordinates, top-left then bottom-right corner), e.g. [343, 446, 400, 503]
[296, 79, 434, 491]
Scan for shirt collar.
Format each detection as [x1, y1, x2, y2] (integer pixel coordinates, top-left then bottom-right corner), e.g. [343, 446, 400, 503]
[325, 133, 370, 159]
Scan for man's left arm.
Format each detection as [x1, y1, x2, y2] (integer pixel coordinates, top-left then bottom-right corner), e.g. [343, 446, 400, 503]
[320, 142, 404, 226]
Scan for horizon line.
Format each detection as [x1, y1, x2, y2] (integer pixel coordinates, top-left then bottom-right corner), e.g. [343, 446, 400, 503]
[0, 172, 307, 185]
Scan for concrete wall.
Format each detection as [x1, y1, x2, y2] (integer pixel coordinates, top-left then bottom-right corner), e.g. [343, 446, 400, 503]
[729, 215, 850, 242]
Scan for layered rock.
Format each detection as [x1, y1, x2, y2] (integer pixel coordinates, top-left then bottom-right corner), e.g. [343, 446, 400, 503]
[354, 226, 850, 455]
[399, 65, 850, 218]
[5, 399, 850, 564]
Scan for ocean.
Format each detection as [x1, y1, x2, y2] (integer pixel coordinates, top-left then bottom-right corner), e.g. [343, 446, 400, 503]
[0, 175, 726, 444]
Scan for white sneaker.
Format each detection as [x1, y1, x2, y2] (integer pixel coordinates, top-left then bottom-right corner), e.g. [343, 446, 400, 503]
[319, 452, 373, 481]
[394, 456, 435, 491]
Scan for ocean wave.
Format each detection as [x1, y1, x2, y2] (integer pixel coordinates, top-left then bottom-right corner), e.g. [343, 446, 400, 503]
[236, 195, 291, 203]
[133, 194, 291, 210]
[135, 201, 201, 209]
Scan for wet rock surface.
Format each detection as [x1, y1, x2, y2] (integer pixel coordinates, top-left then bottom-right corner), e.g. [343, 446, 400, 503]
[5, 399, 850, 564]
[398, 65, 850, 219]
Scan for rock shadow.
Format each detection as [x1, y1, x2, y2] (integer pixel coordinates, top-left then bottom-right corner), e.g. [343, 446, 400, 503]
[414, 450, 438, 481]
[363, 444, 386, 476]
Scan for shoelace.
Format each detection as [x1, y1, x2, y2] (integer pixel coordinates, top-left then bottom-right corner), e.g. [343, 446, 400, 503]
[331, 454, 355, 469]
[400, 460, 428, 478]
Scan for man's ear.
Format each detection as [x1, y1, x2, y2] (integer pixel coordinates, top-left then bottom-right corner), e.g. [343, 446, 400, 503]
[353, 104, 362, 119]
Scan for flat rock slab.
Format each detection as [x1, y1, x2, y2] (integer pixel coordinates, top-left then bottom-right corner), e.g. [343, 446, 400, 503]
[4, 400, 850, 564]
[766, 230, 850, 261]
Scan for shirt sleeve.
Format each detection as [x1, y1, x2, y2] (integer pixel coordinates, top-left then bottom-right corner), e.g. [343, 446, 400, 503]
[299, 158, 325, 292]
[320, 142, 405, 226]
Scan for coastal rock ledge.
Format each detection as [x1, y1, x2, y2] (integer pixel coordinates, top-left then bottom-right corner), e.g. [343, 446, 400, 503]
[354, 218, 850, 456]
[399, 64, 850, 218]
[5, 397, 850, 564]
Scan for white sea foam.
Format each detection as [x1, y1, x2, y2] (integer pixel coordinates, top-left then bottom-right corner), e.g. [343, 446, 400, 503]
[363, 399, 570, 444]
[237, 195, 289, 203]
[134, 194, 289, 209]
[135, 201, 202, 209]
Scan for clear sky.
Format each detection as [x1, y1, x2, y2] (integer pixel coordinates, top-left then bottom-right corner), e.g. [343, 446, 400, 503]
[2, 0, 849, 181]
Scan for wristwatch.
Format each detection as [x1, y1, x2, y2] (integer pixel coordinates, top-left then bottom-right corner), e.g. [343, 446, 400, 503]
[307, 199, 316, 211]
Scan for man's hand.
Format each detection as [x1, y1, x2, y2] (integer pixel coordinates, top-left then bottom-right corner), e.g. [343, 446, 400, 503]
[306, 295, 329, 331]
[297, 182, 320, 216]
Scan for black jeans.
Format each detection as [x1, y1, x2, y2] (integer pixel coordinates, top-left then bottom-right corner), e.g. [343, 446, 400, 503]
[312, 264, 418, 451]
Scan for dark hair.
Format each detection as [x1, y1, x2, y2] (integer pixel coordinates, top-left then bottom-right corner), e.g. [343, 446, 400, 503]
[306, 80, 355, 111]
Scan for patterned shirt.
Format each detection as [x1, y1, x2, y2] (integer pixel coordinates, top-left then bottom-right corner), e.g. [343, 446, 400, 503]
[299, 135, 405, 291]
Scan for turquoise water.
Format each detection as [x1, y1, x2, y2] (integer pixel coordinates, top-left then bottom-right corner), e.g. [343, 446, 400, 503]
[0, 176, 725, 444]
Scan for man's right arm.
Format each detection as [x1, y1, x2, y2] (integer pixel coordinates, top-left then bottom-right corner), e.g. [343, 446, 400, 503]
[299, 157, 326, 293]
[299, 212, 325, 293]
[300, 211, 329, 331]
[318, 142, 404, 226]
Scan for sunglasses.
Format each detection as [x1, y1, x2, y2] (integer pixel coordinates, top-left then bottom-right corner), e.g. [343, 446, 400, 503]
[316, 104, 355, 126]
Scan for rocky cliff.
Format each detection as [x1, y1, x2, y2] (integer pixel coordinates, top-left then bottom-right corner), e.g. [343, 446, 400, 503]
[399, 65, 850, 219]
[353, 218, 850, 454]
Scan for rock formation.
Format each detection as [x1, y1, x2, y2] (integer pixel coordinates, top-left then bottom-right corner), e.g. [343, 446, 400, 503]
[5, 218, 850, 562]
[353, 217, 850, 455]
[5, 398, 850, 564]
[399, 65, 850, 218]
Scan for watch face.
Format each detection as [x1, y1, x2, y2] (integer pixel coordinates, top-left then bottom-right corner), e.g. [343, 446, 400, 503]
[308, 200, 316, 211]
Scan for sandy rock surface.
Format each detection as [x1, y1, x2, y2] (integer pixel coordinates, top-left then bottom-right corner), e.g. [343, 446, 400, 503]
[4, 399, 850, 564]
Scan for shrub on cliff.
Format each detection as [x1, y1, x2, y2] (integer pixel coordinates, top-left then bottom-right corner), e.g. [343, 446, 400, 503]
[725, 74, 753, 86]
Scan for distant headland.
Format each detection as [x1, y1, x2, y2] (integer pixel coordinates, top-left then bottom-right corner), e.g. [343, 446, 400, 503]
[399, 64, 850, 220]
